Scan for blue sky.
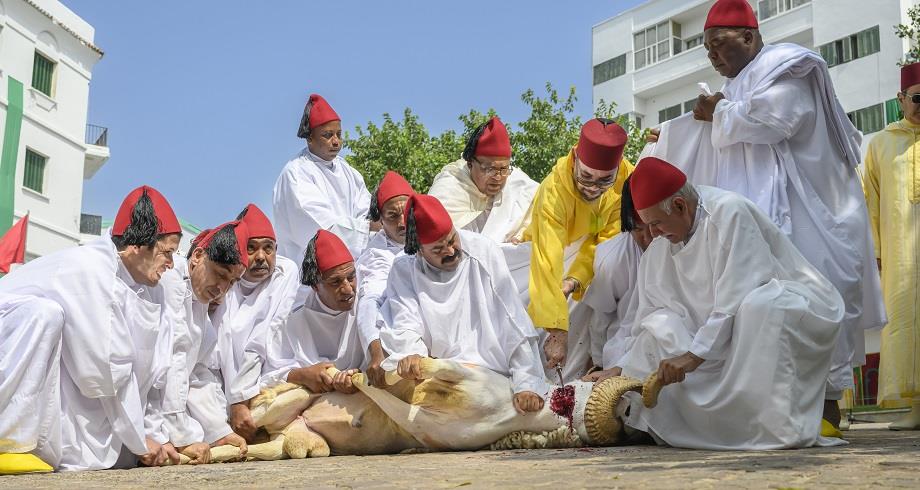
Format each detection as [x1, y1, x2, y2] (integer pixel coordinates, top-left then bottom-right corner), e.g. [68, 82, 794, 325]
[66, 0, 645, 228]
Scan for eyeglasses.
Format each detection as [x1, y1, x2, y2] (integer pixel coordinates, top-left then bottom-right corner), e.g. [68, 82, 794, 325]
[572, 160, 616, 190]
[573, 174, 616, 190]
[473, 159, 514, 177]
[904, 92, 920, 104]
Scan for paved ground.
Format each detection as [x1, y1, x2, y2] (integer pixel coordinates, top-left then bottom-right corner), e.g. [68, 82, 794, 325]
[3, 424, 919, 489]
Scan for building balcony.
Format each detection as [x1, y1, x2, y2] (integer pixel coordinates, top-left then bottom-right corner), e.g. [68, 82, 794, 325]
[84, 124, 110, 179]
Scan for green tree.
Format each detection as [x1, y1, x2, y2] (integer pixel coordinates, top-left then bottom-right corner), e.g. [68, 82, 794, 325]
[345, 108, 463, 193]
[895, 5, 920, 65]
[345, 83, 647, 191]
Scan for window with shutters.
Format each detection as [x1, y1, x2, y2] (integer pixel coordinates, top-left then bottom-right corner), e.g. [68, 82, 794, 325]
[758, 0, 811, 21]
[658, 104, 681, 124]
[31, 51, 55, 97]
[847, 104, 884, 134]
[23, 149, 47, 194]
[593, 54, 627, 85]
[818, 26, 880, 68]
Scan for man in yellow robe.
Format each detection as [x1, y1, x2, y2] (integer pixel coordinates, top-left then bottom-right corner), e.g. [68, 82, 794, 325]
[864, 61, 920, 430]
[522, 119, 633, 381]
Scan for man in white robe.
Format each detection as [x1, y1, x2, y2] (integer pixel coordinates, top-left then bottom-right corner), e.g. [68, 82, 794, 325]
[0, 186, 183, 472]
[379, 195, 548, 413]
[259, 230, 366, 395]
[356, 171, 415, 387]
[645, 0, 885, 430]
[213, 204, 300, 442]
[580, 177, 652, 384]
[616, 157, 845, 450]
[428, 116, 537, 243]
[156, 222, 250, 463]
[273, 93, 373, 259]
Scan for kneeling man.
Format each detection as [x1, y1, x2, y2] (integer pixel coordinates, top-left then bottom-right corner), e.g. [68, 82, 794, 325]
[259, 229, 366, 396]
[618, 157, 845, 449]
[379, 194, 547, 414]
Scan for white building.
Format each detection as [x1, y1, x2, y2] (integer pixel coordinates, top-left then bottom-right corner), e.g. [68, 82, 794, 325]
[0, 0, 108, 259]
[592, 0, 920, 148]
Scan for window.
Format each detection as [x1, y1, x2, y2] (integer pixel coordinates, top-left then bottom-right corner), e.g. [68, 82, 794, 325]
[634, 115, 643, 129]
[685, 34, 704, 50]
[885, 98, 903, 124]
[634, 21, 682, 70]
[847, 104, 884, 134]
[758, 0, 810, 21]
[683, 98, 698, 114]
[31, 51, 55, 97]
[593, 54, 627, 85]
[819, 26, 880, 68]
[658, 104, 681, 124]
[23, 149, 47, 193]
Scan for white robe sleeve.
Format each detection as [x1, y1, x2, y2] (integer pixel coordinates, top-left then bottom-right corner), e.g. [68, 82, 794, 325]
[186, 363, 232, 444]
[256, 321, 299, 389]
[378, 264, 430, 370]
[99, 374, 148, 456]
[356, 251, 392, 352]
[227, 351, 264, 404]
[144, 388, 169, 445]
[508, 338, 547, 396]
[711, 77, 812, 149]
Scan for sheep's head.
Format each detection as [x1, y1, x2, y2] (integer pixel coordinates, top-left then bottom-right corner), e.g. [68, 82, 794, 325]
[582, 376, 644, 446]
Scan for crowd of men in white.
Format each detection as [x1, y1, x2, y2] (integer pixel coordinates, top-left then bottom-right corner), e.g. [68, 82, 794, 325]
[0, 0, 895, 473]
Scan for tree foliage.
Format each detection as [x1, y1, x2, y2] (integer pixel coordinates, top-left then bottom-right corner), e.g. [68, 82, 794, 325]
[345, 83, 647, 191]
[895, 5, 920, 66]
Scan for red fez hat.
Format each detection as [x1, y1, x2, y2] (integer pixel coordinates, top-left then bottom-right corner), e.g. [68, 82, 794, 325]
[190, 228, 212, 250]
[575, 119, 627, 171]
[307, 94, 340, 129]
[631, 157, 688, 210]
[376, 171, 415, 210]
[704, 0, 758, 30]
[901, 62, 920, 91]
[112, 185, 181, 237]
[199, 221, 250, 268]
[312, 229, 353, 273]
[239, 203, 275, 241]
[405, 194, 453, 245]
[474, 116, 512, 158]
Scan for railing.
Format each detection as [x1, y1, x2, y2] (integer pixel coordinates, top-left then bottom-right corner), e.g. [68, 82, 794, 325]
[80, 213, 102, 235]
[85, 124, 108, 147]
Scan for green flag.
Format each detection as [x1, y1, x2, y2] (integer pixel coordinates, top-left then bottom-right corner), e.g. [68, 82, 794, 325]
[0, 77, 24, 234]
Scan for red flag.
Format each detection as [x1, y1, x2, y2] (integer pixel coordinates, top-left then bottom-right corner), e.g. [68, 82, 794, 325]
[0, 214, 28, 273]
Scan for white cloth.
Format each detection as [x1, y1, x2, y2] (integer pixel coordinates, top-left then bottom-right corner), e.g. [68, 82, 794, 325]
[579, 233, 643, 369]
[0, 294, 62, 465]
[378, 230, 548, 396]
[272, 148, 372, 261]
[645, 43, 886, 395]
[212, 255, 300, 405]
[157, 256, 232, 446]
[260, 287, 364, 387]
[428, 158, 538, 243]
[355, 230, 403, 353]
[620, 186, 845, 449]
[0, 236, 174, 470]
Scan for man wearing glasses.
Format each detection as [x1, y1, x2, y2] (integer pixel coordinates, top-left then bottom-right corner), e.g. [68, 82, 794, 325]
[863, 61, 920, 430]
[645, 0, 884, 435]
[429, 116, 538, 244]
[521, 118, 633, 383]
